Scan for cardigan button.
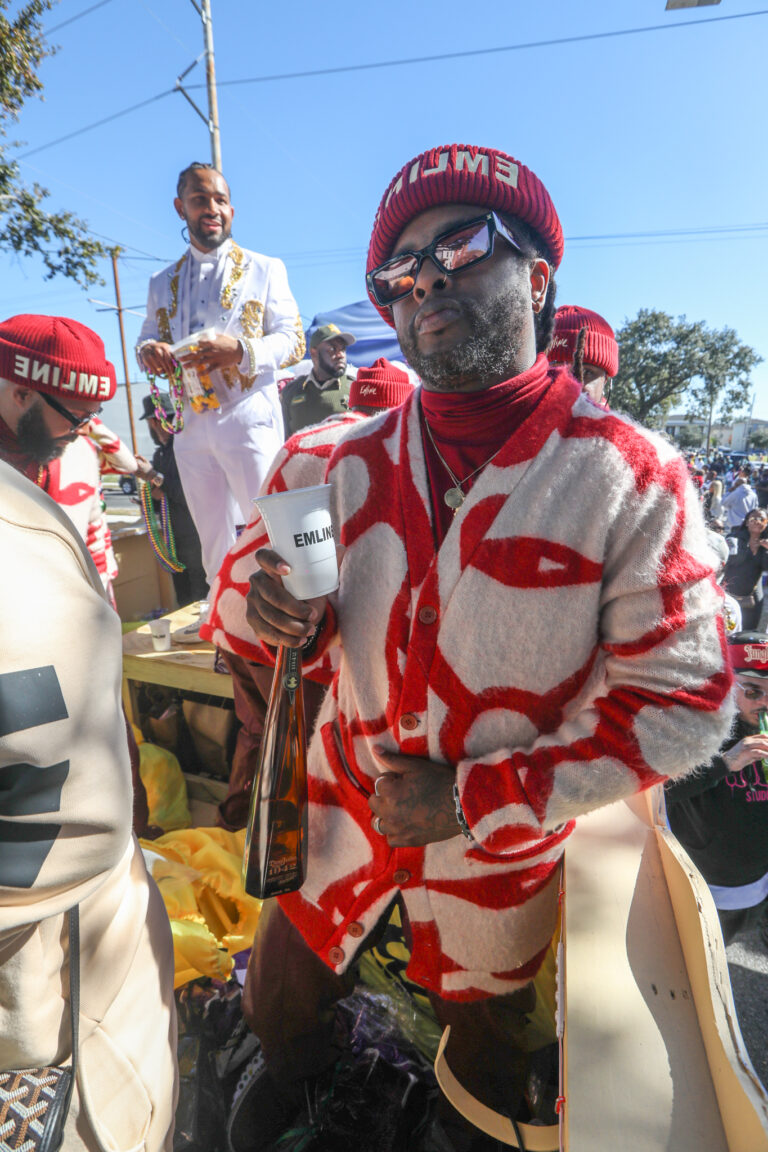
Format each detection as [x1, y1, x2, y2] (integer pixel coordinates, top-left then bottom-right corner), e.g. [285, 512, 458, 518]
[418, 606, 438, 625]
[347, 922, 364, 939]
[400, 714, 419, 732]
[393, 869, 411, 885]
[328, 946, 345, 965]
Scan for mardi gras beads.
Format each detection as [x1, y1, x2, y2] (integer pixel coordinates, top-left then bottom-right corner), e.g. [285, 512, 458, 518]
[138, 478, 186, 574]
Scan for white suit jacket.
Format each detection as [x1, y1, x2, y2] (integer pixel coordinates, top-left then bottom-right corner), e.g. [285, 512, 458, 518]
[136, 239, 305, 424]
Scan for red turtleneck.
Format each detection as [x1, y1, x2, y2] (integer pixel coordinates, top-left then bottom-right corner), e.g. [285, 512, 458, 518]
[419, 353, 553, 543]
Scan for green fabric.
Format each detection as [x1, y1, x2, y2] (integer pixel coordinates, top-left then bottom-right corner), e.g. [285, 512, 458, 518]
[281, 373, 354, 437]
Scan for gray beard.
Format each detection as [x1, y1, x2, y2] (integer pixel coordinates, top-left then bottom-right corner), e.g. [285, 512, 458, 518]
[399, 288, 528, 392]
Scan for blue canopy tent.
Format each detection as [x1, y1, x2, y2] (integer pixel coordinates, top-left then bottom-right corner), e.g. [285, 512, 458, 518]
[306, 299, 403, 368]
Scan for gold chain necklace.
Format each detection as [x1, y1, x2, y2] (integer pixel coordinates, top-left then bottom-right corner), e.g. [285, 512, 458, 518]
[423, 416, 502, 513]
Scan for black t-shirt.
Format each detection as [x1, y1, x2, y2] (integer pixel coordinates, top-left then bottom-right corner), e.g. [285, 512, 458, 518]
[665, 716, 768, 887]
[151, 440, 198, 543]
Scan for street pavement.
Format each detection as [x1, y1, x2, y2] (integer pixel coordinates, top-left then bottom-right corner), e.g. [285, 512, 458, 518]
[727, 926, 768, 1089]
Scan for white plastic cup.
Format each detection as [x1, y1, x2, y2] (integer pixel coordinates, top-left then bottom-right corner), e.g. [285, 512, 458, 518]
[253, 484, 338, 601]
[170, 328, 217, 401]
[149, 617, 172, 652]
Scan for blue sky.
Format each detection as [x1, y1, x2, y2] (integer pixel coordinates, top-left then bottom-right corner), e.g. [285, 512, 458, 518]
[4, 0, 767, 452]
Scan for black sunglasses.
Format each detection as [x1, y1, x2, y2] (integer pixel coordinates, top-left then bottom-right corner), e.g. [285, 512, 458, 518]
[38, 391, 101, 429]
[366, 212, 524, 308]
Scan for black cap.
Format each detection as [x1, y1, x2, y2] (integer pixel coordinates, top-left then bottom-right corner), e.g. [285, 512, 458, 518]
[140, 393, 171, 419]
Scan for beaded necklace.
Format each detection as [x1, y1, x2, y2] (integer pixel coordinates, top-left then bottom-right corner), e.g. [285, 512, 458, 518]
[148, 365, 185, 434]
[138, 477, 186, 574]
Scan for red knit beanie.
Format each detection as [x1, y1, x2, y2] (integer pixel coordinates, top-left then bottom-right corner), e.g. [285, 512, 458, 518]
[728, 632, 768, 677]
[366, 144, 563, 326]
[0, 314, 117, 401]
[549, 305, 619, 378]
[349, 358, 415, 410]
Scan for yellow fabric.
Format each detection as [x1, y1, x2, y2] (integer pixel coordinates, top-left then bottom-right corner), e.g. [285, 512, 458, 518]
[137, 740, 192, 832]
[140, 827, 262, 989]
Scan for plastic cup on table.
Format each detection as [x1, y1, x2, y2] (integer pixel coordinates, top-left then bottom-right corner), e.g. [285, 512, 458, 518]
[252, 484, 339, 601]
[149, 617, 172, 652]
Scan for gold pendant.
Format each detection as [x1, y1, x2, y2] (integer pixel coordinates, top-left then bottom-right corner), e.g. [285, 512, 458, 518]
[444, 486, 465, 511]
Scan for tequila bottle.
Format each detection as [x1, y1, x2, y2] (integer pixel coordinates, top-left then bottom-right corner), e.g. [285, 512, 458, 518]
[243, 645, 308, 898]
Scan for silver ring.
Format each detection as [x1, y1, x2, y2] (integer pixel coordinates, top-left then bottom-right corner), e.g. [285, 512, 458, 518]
[374, 775, 384, 796]
[373, 816, 384, 835]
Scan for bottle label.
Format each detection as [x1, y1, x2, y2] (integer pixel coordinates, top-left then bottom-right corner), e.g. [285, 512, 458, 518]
[282, 647, 300, 702]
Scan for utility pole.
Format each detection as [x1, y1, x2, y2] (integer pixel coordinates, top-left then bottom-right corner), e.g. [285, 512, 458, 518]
[111, 251, 139, 455]
[89, 251, 140, 454]
[176, 0, 222, 170]
[202, 0, 221, 170]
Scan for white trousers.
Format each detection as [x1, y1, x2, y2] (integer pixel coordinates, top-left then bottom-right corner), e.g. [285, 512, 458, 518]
[174, 391, 283, 585]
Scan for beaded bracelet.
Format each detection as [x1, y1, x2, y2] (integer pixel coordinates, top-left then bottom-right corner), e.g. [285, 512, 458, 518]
[453, 782, 474, 841]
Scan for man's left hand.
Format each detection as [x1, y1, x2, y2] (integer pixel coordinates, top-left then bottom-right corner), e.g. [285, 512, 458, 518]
[179, 333, 243, 372]
[368, 749, 459, 847]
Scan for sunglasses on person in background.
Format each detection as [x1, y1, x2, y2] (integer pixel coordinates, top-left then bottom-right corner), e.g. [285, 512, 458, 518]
[736, 679, 768, 702]
[39, 391, 101, 429]
[366, 212, 524, 308]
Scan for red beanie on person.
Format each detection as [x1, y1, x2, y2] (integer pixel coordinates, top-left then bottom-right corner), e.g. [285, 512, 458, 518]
[349, 357, 415, 410]
[0, 314, 117, 401]
[549, 305, 619, 378]
[728, 632, 768, 677]
[366, 144, 563, 326]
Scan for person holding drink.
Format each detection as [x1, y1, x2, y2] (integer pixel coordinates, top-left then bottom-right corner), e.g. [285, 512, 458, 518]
[666, 631, 768, 947]
[722, 506, 768, 629]
[240, 143, 732, 1149]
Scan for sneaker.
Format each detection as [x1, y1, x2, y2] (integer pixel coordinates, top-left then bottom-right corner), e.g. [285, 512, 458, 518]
[227, 1049, 300, 1152]
[172, 620, 204, 644]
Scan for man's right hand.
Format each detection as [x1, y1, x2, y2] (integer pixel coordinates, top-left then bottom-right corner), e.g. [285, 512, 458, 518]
[722, 735, 768, 774]
[245, 547, 327, 648]
[139, 341, 177, 378]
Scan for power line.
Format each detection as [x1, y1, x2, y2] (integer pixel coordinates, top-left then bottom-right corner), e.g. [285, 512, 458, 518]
[47, 0, 117, 34]
[197, 9, 768, 90]
[88, 231, 171, 262]
[18, 90, 175, 158]
[279, 221, 768, 270]
[16, 10, 768, 159]
[568, 222, 768, 243]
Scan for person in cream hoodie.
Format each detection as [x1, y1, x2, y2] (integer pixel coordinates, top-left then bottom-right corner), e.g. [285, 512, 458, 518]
[0, 456, 177, 1151]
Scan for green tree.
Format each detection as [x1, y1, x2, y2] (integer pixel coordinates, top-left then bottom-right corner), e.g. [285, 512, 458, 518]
[685, 328, 763, 454]
[0, 0, 106, 285]
[676, 424, 705, 450]
[749, 428, 768, 452]
[610, 310, 762, 441]
[610, 310, 707, 427]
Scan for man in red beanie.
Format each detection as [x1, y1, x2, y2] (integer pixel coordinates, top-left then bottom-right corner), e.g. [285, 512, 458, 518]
[0, 313, 115, 469]
[0, 314, 124, 592]
[201, 358, 415, 832]
[548, 304, 619, 408]
[242, 144, 731, 1148]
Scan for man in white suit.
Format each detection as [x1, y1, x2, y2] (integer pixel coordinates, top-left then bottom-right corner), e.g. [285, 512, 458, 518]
[137, 162, 306, 597]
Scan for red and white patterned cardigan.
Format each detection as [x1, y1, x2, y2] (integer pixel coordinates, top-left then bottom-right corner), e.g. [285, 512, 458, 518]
[272, 364, 732, 1002]
[203, 412, 364, 676]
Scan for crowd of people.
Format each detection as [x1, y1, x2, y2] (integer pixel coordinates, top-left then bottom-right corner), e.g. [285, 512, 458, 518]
[1, 143, 764, 1151]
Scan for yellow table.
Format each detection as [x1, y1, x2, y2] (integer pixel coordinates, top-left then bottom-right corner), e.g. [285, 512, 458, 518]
[121, 604, 234, 725]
